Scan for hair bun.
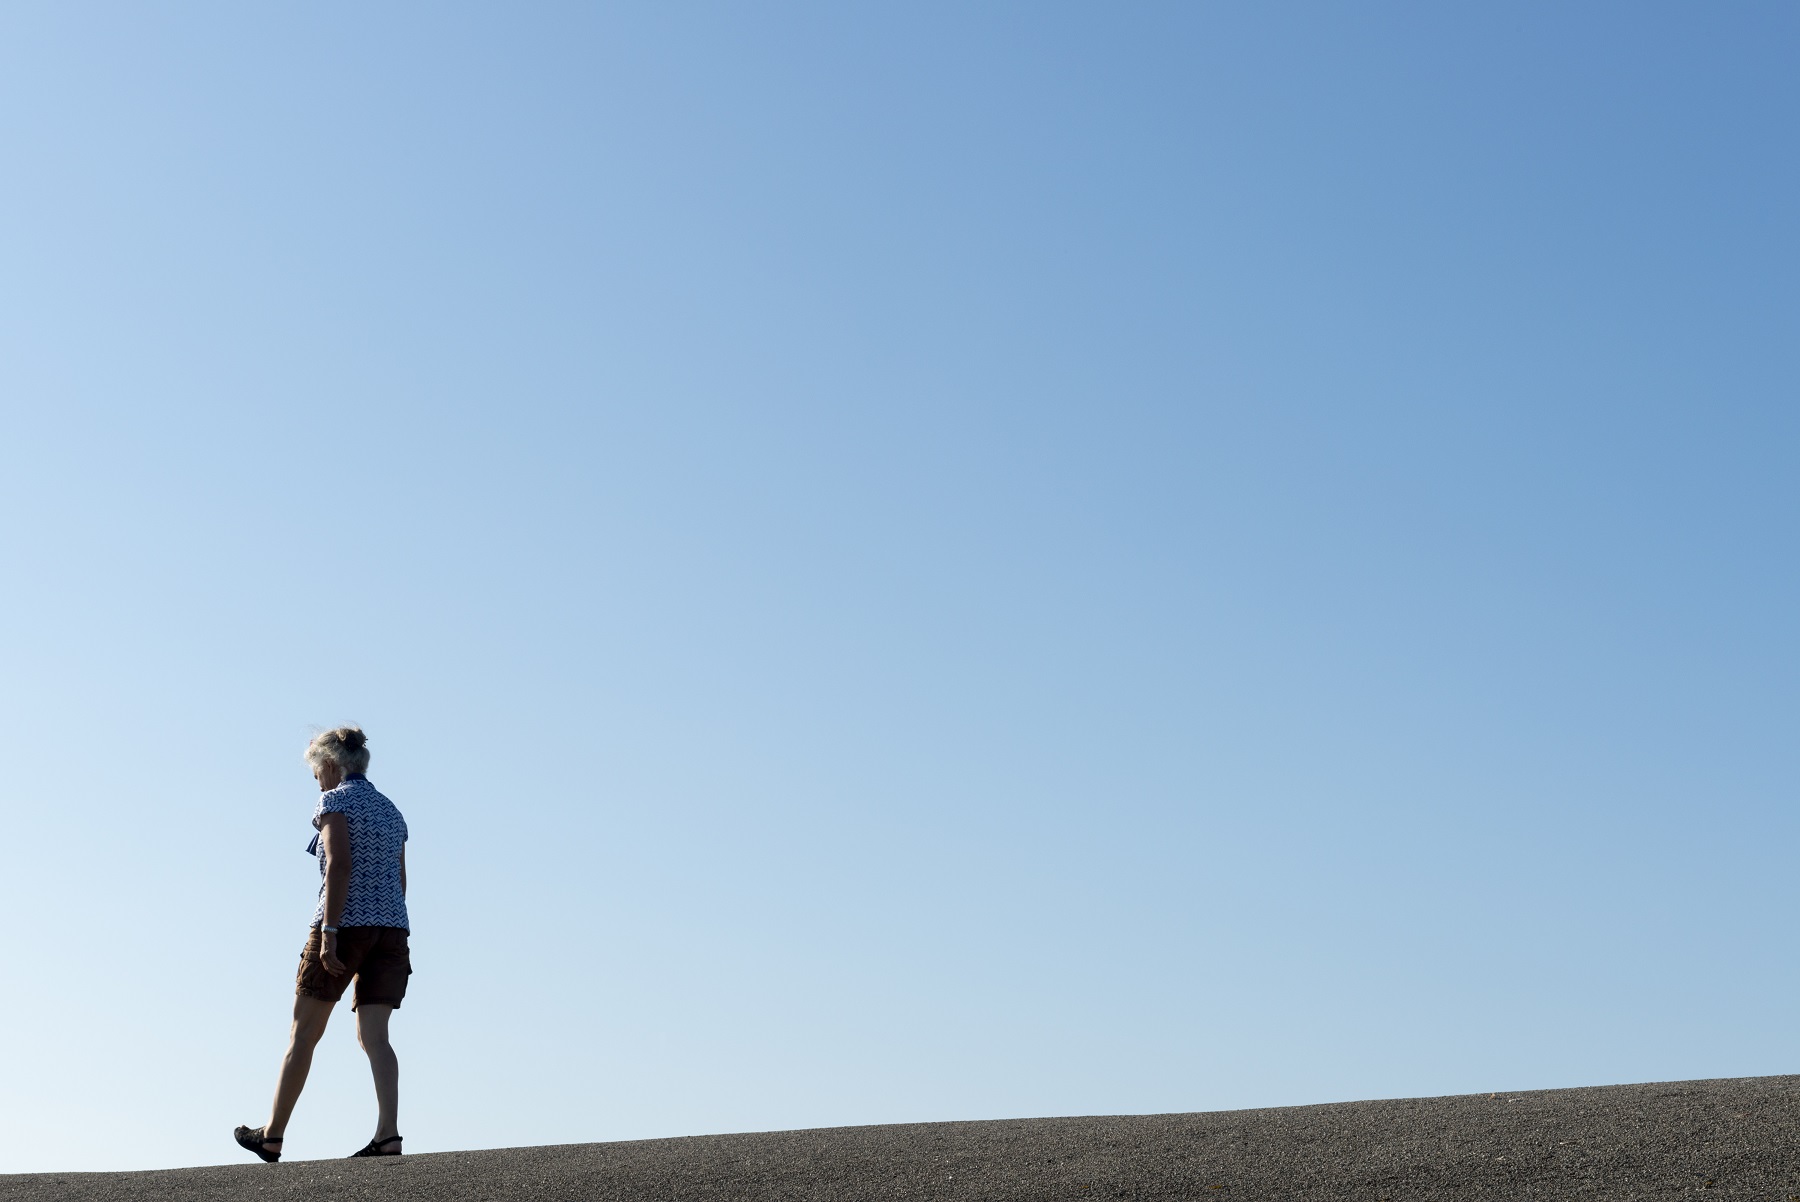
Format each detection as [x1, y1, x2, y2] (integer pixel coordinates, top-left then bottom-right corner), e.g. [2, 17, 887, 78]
[340, 728, 367, 751]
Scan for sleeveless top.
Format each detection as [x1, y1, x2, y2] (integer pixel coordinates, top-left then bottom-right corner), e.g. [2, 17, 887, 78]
[308, 775, 410, 930]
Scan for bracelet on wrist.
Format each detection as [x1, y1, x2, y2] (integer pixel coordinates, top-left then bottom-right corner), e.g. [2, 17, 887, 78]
[321, 925, 339, 934]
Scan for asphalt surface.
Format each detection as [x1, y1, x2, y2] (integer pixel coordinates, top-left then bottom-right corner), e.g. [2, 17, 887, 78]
[5, 1075, 1799, 1201]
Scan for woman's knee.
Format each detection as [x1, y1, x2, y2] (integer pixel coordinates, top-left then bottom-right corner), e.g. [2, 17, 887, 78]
[355, 1015, 392, 1052]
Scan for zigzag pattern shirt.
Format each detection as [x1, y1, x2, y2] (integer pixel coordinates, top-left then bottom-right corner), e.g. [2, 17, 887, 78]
[309, 775, 410, 931]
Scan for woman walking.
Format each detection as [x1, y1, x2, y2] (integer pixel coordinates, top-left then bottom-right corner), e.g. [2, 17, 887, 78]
[235, 727, 412, 1161]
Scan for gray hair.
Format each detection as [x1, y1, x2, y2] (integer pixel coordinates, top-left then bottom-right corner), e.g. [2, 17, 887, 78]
[305, 726, 371, 775]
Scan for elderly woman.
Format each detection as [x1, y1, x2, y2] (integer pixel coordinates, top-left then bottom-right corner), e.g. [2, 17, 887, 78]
[235, 726, 412, 1161]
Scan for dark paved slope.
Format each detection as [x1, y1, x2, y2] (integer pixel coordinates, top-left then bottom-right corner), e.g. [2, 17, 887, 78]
[6, 1075, 1800, 1201]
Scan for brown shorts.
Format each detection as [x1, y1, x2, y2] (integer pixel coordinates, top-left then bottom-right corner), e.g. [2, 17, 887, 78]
[296, 925, 412, 1010]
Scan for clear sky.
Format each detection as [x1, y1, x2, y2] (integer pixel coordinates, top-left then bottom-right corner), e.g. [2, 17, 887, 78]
[0, 1, 1795, 1175]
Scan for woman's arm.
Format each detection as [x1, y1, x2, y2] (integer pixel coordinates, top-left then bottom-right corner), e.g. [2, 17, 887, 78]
[319, 813, 352, 974]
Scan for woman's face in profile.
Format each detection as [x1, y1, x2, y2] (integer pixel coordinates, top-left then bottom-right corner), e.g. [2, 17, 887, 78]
[312, 761, 345, 792]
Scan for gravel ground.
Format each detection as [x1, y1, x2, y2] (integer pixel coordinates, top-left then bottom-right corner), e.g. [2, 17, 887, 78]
[5, 1075, 1800, 1202]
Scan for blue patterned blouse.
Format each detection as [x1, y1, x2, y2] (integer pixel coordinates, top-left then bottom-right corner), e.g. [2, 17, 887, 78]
[309, 775, 410, 931]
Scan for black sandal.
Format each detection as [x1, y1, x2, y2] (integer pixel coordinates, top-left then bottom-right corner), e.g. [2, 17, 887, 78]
[233, 1125, 283, 1163]
[350, 1134, 403, 1157]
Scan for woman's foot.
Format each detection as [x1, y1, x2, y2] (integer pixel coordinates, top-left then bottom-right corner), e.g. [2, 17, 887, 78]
[233, 1125, 283, 1163]
[349, 1133, 402, 1157]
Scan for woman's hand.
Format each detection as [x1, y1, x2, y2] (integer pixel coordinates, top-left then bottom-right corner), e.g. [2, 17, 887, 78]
[320, 929, 347, 975]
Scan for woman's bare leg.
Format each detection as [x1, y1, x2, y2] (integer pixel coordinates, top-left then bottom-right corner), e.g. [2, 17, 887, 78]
[265, 995, 337, 1142]
[355, 1003, 400, 1145]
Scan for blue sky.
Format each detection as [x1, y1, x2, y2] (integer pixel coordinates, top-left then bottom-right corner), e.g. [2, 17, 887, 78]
[0, 1, 1795, 1174]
